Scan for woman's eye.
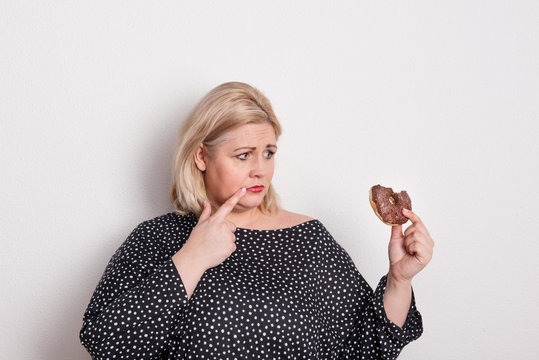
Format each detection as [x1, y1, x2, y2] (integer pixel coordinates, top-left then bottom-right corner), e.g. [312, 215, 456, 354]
[236, 151, 274, 160]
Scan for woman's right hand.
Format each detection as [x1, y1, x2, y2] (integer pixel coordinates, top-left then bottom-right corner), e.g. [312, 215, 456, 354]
[178, 187, 247, 271]
[172, 188, 247, 300]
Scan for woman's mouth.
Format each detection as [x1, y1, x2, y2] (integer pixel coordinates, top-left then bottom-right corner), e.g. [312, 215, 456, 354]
[246, 185, 264, 193]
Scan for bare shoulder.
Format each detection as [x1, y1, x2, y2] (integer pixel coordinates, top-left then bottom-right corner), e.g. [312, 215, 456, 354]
[277, 209, 315, 227]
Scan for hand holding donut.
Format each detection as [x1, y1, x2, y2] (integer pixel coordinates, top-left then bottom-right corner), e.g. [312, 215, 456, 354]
[387, 209, 434, 283]
[179, 187, 247, 272]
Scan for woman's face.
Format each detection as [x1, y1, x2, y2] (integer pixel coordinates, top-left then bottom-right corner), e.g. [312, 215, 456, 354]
[195, 122, 277, 212]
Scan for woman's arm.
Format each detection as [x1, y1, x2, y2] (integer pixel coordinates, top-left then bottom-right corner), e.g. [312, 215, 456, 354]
[384, 208, 434, 327]
[315, 224, 423, 359]
[172, 189, 247, 300]
[316, 209, 433, 358]
[80, 223, 189, 360]
[339, 273, 423, 360]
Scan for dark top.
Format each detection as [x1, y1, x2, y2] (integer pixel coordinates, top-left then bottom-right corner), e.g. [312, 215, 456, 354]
[80, 212, 422, 359]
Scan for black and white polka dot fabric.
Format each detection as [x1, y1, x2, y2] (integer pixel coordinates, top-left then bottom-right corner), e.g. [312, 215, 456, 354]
[80, 212, 422, 359]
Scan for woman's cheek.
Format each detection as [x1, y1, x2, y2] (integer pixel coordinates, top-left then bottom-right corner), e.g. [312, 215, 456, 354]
[230, 166, 249, 186]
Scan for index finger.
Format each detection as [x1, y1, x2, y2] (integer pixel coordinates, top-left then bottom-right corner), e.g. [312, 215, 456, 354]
[213, 187, 247, 219]
[402, 208, 426, 229]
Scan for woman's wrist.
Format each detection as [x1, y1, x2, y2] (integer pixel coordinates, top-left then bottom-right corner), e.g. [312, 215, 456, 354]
[386, 270, 412, 291]
[173, 248, 206, 275]
[383, 271, 413, 328]
[172, 248, 207, 299]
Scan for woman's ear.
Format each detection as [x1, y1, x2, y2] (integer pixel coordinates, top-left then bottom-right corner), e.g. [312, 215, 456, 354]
[194, 143, 207, 171]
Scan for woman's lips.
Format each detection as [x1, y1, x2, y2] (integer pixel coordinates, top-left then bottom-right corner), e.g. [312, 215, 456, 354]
[246, 185, 264, 193]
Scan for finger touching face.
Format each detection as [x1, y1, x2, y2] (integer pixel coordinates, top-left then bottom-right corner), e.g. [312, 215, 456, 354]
[213, 187, 247, 219]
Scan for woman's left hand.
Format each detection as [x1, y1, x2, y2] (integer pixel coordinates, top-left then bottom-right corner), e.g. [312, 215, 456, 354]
[388, 209, 434, 283]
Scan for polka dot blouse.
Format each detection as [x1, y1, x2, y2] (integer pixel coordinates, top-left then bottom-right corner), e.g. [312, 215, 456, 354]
[80, 212, 422, 359]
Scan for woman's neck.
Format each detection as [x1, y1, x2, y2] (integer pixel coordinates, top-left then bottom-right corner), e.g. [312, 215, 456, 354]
[225, 207, 266, 228]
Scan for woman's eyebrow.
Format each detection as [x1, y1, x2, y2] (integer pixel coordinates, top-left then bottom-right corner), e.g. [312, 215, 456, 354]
[233, 144, 277, 151]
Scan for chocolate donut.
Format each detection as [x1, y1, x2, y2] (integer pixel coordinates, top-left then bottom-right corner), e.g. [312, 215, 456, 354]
[369, 184, 412, 226]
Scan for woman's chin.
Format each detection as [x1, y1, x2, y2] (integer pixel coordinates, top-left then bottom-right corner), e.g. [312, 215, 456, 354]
[237, 198, 264, 211]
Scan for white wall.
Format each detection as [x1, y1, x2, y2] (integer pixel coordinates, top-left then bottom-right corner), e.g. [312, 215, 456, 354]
[2, 1, 538, 359]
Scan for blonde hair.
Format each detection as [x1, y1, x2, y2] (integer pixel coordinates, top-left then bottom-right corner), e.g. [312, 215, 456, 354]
[170, 81, 282, 216]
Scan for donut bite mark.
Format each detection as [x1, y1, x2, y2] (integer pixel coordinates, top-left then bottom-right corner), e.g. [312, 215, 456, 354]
[369, 184, 412, 226]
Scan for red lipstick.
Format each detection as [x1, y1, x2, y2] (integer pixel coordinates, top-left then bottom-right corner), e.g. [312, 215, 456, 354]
[246, 185, 264, 193]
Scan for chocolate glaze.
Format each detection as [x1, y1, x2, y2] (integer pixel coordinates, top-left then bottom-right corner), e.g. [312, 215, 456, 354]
[371, 184, 412, 225]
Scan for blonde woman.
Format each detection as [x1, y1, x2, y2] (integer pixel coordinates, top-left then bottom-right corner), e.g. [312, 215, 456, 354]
[80, 82, 434, 359]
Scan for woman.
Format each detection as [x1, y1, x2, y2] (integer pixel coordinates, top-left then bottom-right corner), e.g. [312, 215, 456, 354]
[80, 82, 434, 359]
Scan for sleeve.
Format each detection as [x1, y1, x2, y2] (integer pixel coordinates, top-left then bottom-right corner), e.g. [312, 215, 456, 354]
[338, 274, 423, 360]
[79, 222, 189, 360]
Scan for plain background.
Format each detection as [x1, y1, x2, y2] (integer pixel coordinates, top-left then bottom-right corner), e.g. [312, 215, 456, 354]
[2, 1, 538, 359]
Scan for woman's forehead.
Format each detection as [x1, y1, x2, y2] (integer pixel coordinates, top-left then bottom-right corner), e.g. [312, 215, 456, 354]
[221, 123, 277, 146]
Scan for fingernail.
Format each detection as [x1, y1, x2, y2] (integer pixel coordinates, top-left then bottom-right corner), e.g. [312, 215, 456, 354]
[402, 208, 410, 213]
[240, 187, 246, 193]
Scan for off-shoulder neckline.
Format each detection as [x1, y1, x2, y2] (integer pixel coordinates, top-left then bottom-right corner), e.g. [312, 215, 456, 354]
[175, 212, 320, 232]
[236, 219, 320, 232]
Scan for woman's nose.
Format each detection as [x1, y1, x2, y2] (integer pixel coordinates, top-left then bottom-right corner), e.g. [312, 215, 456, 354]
[249, 156, 265, 177]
